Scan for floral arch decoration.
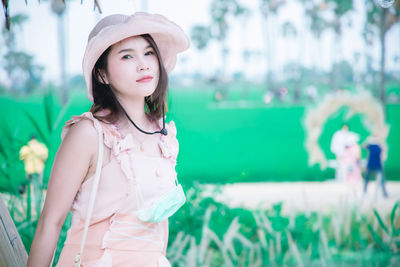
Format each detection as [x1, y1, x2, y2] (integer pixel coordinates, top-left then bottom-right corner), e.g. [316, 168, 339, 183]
[304, 91, 389, 170]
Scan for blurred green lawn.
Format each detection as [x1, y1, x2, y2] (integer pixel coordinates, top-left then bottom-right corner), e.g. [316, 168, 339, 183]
[0, 86, 399, 191]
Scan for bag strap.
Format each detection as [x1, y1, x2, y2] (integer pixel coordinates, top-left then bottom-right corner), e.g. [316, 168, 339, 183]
[74, 118, 104, 267]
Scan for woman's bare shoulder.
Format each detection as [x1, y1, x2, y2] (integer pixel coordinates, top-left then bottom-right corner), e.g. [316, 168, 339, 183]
[62, 118, 99, 153]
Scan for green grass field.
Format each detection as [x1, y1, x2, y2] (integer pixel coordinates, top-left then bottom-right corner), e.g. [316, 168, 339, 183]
[1, 87, 400, 266]
[0, 87, 399, 190]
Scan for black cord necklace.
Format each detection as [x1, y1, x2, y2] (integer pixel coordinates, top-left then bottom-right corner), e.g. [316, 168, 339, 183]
[97, 71, 167, 136]
[121, 104, 168, 136]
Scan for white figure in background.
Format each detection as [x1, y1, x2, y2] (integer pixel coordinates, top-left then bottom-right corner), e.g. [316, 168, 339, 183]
[330, 124, 359, 182]
[305, 85, 318, 102]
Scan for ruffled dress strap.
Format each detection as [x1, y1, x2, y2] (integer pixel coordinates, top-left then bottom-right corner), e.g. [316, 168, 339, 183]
[61, 112, 119, 149]
[159, 120, 179, 163]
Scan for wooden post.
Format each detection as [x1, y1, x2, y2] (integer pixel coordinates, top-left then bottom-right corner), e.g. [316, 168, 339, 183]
[0, 195, 28, 267]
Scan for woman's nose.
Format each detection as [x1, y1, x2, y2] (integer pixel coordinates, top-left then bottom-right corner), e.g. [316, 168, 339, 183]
[137, 60, 150, 72]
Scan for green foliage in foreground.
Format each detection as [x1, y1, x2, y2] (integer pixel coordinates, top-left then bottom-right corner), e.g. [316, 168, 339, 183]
[167, 186, 400, 266]
[3, 181, 400, 266]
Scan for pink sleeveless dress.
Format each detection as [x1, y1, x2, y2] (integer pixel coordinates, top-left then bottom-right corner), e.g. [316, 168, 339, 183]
[56, 112, 180, 267]
[342, 144, 362, 184]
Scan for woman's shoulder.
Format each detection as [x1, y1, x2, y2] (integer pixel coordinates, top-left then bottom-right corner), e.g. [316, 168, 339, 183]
[62, 111, 121, 150]
[59, 113, 99, 161]
[61, 112, 100, 140]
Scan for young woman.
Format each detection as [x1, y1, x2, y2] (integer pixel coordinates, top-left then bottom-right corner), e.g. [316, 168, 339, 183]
[27, 12, 189, 267]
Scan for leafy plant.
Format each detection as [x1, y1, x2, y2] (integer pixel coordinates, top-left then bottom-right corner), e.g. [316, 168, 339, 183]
[365, 202, 400, 252]
[168, 185, 400, 266]
[0, 117, 26, 191]
[22, 91, 69, 182]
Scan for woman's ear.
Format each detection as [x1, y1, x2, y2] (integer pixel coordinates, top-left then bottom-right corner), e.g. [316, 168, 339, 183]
[96, 69, 109, 84]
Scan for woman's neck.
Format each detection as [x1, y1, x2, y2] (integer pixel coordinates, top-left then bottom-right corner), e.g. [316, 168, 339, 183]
[117, 96, 152, 133]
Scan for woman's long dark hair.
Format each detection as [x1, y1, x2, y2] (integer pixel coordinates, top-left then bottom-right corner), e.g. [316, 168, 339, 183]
[90, 34, 169, 125]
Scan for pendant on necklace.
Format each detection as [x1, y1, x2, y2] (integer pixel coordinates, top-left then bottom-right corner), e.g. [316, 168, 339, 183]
[140, 143, 145, 152]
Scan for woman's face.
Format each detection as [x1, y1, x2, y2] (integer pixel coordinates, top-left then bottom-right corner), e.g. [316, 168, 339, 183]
[104, 35, 160, 100]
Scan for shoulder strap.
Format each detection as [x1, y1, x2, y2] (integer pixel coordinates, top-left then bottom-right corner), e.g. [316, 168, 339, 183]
[74, 118, 104, 267]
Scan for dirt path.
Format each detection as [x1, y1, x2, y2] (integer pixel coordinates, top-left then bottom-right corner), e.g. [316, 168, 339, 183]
[204, 181, 400, 215]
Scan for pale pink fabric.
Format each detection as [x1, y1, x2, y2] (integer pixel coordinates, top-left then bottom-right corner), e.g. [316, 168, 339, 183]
[342, 144, 362, 183]
[56, 112, 179, 267]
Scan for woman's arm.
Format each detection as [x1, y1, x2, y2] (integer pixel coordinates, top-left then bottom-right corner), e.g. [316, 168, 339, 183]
[27, 119, 98, 267]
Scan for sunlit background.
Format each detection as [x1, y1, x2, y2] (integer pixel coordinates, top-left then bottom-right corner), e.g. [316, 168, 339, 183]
[0, 0, 399, 266]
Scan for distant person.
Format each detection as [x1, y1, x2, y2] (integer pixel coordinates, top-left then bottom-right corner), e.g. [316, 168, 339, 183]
[363, 134, 389, 198]
[277, 87, 288, 102]
[305, 85, 318, 102]
[263, 91, 273, 104]
[342, 134, 362, 197]
[330, 124, 355, 182]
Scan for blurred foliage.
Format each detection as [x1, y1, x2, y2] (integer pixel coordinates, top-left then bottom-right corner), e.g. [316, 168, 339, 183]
[365, 0, 400, 33]
[0, 116, 27, 193]
[167, 184, 400, 266]
[191, 0, 251, 99]
[1, 14, 43, 94]
[191, 0, 249, 48]
[326, 0, 353, 25]
[0, 90, 68, 192]
[209, 0, 249, 42]
[3, 187, 72, 266]
[3, 181, 400, 266]
[191, 25, 212, 50]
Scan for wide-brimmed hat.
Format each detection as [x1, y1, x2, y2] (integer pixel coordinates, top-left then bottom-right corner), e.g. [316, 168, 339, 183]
[83, 12, 190, 102]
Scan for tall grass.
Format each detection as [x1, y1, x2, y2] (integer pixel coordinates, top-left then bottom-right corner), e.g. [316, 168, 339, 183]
[0, 91, 71, 264]
[1, 180, 399, 266]
[167, 186, 400, 266]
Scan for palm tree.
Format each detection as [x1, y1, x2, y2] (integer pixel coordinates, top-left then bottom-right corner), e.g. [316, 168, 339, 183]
[2, 0, 10, 30]
[365, 0, 400, 108]
[305, 2, 330, 70]
[238, 7, 252, 98]
[281, 21, 301, 101]
[259, 0, 286, 94]
[2, 0, 103, 30]
[191, 0, 249, 99]
[326, 0, 354, 91]
[2, 14, 44, 94]
[2, 0, 102, 104]
[50, 0, 68, 105]
[210, 0, 248, 97]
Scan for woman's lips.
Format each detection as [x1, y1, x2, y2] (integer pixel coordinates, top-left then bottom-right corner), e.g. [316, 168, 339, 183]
[136, 76, 153, 83]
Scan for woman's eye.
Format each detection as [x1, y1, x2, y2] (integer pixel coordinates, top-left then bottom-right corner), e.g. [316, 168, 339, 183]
[122, 55, 132, 59]
[145, 51, 154, 56]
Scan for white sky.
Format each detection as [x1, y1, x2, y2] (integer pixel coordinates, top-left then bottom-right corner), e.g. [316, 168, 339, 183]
[1, 0, 399, 84]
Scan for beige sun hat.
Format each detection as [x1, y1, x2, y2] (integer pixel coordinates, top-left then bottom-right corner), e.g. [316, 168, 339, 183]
[83, 12, 190, 102]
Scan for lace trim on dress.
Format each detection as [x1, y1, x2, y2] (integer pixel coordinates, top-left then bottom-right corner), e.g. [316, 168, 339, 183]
[61, 112, 117, 150]
[62, 111, 179, 186]
[159, 120, 179, 163]
[111, 118, 179, 181]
